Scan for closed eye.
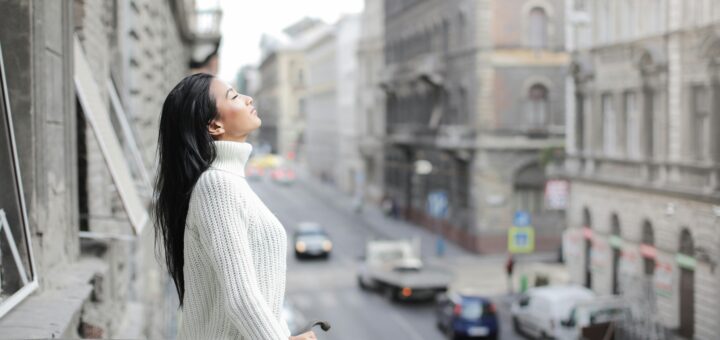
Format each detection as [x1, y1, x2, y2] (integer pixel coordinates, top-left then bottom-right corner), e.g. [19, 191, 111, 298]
[231, 94, 239, 100]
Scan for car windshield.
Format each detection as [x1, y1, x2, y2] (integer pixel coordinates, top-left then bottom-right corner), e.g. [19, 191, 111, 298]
[461, 300, 483, 320]
[297, 234, 327, 242]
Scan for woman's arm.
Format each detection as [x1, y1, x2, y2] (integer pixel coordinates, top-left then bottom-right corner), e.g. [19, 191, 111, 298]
[194, 173, 289, 340]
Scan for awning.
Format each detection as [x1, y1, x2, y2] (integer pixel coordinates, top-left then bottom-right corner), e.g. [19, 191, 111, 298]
[73, 35, 149, 235]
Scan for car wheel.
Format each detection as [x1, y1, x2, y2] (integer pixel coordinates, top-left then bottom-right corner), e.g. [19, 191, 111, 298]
[513, 316, 523, 335]
[444, 325, 456, 340]
[383, 287, 396, 301]
[357, 276, 367, 291]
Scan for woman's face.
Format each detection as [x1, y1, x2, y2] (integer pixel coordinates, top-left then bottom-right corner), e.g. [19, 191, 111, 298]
[208, 78, 261, 141]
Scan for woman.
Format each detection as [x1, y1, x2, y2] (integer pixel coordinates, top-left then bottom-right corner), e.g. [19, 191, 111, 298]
[154, 73, 315, 340]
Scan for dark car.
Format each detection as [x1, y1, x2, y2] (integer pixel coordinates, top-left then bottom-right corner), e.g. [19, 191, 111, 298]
[293, 222, 332, 259]
[435, 291, 499, 340]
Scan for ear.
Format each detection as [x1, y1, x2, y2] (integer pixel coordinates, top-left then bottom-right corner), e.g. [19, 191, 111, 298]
[208, 119, 224, 137]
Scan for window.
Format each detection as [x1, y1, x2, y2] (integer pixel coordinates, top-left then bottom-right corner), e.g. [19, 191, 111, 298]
[528, 7, 548, 49]
[514, 163, 545, 214]
[641, 221, 655, 276]
[599, 1, 611, 43]
[576, 93, 585, 151]
[0, 43, 38, 317]
[624, 92, 640, 158]
[691, 86, 711, 161]
[644, 89, 656, 158]
[602, 94, 618, 156]
[574, 0, 587, 11]
[527, 84, 549, 128]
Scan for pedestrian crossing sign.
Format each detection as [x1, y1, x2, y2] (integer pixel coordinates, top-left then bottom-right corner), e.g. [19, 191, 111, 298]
[508, 226, 535, 253]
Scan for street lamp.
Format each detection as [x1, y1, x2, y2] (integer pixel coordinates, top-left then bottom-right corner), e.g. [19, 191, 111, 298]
[414, 159, 447, 257]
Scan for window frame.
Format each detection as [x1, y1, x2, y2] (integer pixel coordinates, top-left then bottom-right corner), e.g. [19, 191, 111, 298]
[0, 42, 39, 318]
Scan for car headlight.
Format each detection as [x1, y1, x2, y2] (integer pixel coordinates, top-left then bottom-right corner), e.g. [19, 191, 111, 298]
[322, 240, 332, 252]
[296, 241, 306, 253]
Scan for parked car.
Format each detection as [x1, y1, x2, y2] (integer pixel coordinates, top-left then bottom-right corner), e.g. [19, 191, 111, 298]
[245, 165, 264, 181]
[293, 222, 332, 259]
[435, 289, 499, 340]
[557, 297, 632, 340]
[271, 167, 296, 185]
[510, 285, 595, 339]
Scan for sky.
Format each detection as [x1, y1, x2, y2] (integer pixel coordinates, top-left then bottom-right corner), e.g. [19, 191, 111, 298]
[216, 0, 365, 82]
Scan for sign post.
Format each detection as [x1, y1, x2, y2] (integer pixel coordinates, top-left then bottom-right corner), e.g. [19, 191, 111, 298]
[426, 191, 448, 257]
[508, 211, 535, 254]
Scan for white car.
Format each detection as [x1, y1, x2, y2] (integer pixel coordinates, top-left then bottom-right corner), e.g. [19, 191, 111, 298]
[556, 297, 632, 340]
[511, 285, 595, 339]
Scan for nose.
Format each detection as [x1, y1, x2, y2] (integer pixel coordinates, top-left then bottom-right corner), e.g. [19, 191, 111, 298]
[246, 95, 254, 106]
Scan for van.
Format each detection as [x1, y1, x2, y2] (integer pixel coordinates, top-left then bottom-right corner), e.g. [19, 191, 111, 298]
[510, 285, 595, 339]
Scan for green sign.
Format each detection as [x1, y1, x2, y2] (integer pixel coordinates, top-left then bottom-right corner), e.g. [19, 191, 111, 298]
[608, 235, 623, 249]
[508, 226, 535, 253]
[676, 254, 697, 270]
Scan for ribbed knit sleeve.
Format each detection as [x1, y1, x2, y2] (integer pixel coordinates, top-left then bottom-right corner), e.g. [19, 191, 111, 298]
[194, 173, 289, 340]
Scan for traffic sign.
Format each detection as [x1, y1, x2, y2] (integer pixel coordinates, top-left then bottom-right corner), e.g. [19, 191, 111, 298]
[426, 191, 448, 219]
[513, 211, 531, 227]
[508, 226, 535, 253]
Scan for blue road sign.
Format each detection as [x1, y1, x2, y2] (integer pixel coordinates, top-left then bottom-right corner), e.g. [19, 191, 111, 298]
[513, 211, 531, 227]
[426, 191, 448, 219]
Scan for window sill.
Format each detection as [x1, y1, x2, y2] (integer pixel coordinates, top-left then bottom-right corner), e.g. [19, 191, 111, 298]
[0, 258, 107, 338]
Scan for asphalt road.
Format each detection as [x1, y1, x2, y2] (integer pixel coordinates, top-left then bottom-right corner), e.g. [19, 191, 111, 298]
[250, 177, 526, 340]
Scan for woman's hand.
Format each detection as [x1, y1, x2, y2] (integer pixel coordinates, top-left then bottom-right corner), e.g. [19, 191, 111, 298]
[289, 330, 317, 340]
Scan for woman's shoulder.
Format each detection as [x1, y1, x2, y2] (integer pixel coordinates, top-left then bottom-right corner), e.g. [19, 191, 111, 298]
[195, 168, 246, 190]
[193, 168, 253, 201]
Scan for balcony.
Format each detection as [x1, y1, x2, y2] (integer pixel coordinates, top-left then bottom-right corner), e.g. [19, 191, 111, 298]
[565, 154, 720, 201]
[192, 8, 223, 42]
[172, 0, 223, 44]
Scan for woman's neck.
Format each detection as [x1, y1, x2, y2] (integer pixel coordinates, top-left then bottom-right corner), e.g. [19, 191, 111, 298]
[210, 141, 253, 177]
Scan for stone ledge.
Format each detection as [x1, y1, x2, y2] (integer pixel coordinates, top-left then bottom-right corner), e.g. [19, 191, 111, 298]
[0, 258, 107, 338]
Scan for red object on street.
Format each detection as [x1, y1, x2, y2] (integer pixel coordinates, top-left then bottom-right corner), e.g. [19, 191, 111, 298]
[505, 255, 515, 276]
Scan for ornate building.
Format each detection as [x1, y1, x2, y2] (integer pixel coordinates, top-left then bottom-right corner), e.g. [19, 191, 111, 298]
[564, 0, 720, 338]
[381, 0, 568, 253]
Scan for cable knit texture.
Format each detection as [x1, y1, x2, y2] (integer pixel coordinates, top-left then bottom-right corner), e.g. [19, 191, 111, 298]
[178, 141, 291, 340]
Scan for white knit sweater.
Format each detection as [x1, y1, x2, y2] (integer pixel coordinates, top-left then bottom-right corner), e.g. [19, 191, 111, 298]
[178, 141, 291, 340]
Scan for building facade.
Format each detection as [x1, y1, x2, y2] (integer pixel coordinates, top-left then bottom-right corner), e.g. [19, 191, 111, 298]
[256, 19, 327, 158]
[0, 0, 220, 338]
[381, 0, 568, 253]
[357, 0, 386, 204]
[303, 25, 339, 182]
[334, 15, 363, 195]
[563, 0, 720, 338]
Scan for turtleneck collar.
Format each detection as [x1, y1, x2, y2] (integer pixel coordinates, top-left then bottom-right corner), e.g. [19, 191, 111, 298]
[210, 141, 253, 177]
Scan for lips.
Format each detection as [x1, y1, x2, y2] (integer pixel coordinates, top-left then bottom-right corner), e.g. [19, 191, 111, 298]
[251, 108, 258, 116]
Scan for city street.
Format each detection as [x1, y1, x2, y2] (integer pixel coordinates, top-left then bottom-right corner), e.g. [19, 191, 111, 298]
[251, 173, 529, 340]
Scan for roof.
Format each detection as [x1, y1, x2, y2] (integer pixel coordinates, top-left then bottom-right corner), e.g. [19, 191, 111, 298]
[526, 285, 595, 302]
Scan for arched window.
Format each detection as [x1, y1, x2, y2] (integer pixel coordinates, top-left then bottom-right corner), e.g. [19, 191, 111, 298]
[582, 207, 592, 289]
[678, 228, 695, 338]
[610, 214, 621, 295]
[528, 7, 548, 49]
[641, 221, 655, 275]
[527, 84, 549, 128]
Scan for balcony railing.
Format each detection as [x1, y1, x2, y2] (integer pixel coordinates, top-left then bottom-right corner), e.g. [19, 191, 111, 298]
[566, 153, 720, 198]
[193, 9, 222, 41]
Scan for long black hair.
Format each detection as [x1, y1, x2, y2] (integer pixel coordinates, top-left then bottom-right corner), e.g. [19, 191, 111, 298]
[154, 73, 218, 305]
